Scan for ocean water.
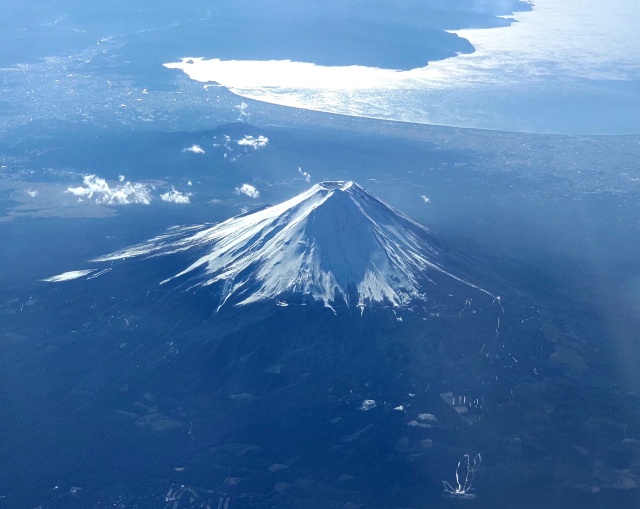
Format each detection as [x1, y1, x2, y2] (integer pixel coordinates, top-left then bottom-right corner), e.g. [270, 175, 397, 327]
[165, 0, 640, 134]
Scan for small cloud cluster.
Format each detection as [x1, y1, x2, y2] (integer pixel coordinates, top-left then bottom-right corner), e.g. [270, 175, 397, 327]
[65, 175, 194, 207]
[160, 186, 191, 204]
[184, 144, 205, 155]
[235, 183, 260, 199]
[67, 175, 152, 205]
[237, 135, 269, 150]
[298, 167, 311, 183]
[213, 134, 235, 161]
[236, 101, 249, 121]
[213, 133, 268, 162]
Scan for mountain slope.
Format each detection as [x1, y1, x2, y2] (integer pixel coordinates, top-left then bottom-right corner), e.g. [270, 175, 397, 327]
[64, 181, 491, 310]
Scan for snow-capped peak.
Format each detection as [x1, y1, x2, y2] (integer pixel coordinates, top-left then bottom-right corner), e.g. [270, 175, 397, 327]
[93, 181, 487, 309]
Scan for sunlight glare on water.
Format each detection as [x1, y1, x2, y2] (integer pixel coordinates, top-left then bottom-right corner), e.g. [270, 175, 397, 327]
[165, 0, 640, 133]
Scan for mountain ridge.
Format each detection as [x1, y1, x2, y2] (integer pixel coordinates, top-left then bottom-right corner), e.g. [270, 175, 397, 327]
[52, 181, 492, 311]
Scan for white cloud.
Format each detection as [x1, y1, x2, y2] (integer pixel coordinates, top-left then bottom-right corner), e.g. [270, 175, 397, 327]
[236, 135, 269, 149]
[235, 183, 260, 199]
[184, 144, 205, 154]
[27, 189, 39, 197]
[41, 269, 96, 282]
[298, 167, 311, 182]
[215, 134, 234, 156]
[236, 101, 249, 121]
[67, 175, 153, 205]
[160, 186, 191, 204]
[118, 174, 125, 182]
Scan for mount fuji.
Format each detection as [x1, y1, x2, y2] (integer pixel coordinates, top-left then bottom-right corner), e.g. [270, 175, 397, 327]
[61, 181, 492, 311]
[26, 182, 560, 509]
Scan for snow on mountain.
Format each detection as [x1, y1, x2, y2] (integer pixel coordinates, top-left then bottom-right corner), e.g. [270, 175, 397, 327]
[91, 181, 490, 309]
